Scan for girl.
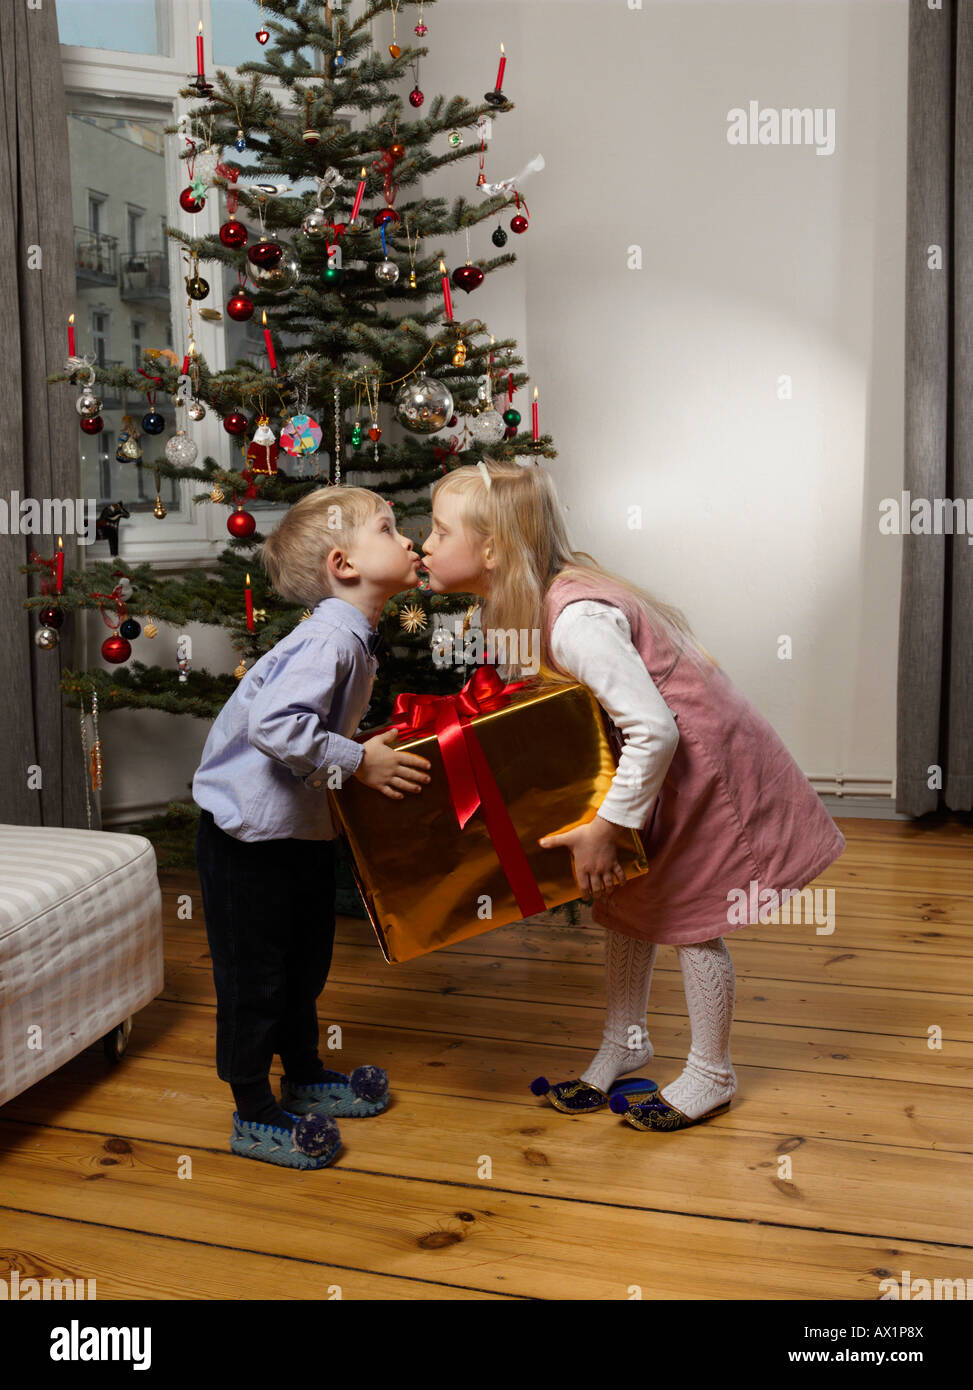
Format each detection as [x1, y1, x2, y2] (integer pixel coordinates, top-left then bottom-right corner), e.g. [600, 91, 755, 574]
[420, 458, 846, 1132]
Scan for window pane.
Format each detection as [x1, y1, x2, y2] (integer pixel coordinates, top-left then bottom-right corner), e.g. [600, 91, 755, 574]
[213, 0, 317, 70]
[68, 108, 180, 516]
[57, 0, 162, 55]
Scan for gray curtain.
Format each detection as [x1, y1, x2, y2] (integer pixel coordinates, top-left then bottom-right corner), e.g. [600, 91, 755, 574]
[898, 0, 973, 815]
[0, 0, 92, 829]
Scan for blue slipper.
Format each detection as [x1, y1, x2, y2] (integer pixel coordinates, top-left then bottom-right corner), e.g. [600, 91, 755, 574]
[529, 1075, 659, 1114]
[229, 1112, 342, 1168]
[280, 1065, 389, 1118]
[609, 1092, 732, 1130]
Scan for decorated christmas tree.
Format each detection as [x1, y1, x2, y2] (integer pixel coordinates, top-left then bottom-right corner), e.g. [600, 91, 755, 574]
[27, 0, 553, 855]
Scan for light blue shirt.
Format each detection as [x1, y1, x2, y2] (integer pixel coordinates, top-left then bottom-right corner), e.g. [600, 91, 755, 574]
[192, 596, 379, 841]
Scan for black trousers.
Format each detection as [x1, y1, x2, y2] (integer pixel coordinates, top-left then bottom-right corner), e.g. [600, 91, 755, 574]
[194, 808, 337, 1087]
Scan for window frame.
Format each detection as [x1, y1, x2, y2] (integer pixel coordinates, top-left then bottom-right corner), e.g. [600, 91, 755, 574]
[60, 2, 309, 566]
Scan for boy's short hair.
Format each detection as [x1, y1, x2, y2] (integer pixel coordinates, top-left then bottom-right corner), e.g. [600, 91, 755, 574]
[259, 485, 385, 607]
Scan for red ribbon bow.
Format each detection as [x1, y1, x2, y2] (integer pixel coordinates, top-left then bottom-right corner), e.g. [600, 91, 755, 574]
[379, 665, 546, 919]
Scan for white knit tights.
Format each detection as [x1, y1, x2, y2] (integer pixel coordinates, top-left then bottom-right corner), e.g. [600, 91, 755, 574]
[582, 930, 738, 1120]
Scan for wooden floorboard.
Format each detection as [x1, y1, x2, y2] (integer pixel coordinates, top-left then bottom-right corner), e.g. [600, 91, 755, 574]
[2, 815, 972, 1300]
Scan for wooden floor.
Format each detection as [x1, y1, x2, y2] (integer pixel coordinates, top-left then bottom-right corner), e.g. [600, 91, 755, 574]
[2, 814, 972, 1300]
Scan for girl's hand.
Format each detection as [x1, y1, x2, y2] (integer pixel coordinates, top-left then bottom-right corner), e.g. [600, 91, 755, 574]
[539, 816, 630, 899]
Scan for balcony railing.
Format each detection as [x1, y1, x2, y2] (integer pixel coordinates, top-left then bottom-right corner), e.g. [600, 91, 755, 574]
[120, 251, 170, 301]
[75, 227, 118, 284]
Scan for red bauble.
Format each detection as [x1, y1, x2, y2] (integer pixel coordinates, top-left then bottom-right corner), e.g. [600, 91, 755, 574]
[451, 263, 484, 294]
[226, 291, 255, 322]
[102, 634, 132, 664]
[256, 28, 270, 44]
[389, 142, 406, 161]
[223, 411, 248, 435]
[373, 208, 400, 228]
[248, 237, 282, 268]
[80, 415, 104, 434]
[40, 604, 64, 628]
[220, 219, 248, 248]
[504, 425, 518, 439]
[179, 187, 205, 213]
[368, 425, 382, 442]
[510, 214, 529, 234]
[409, 86, 424, 107]
[227, 507, 257, 538]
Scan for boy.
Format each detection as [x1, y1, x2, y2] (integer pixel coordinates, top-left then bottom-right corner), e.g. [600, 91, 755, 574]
[193, 486, 432, 1169]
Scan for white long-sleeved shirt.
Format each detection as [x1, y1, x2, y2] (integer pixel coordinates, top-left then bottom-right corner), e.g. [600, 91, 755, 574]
[548, 599, 680, 829]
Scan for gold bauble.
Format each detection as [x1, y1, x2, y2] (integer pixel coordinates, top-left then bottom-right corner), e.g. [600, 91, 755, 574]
[153, 498, 168, 519]
[234, 660, 247, 680]
[210, 484, 225, 503]
[452, 340, 467, 367]
[143, 621, 158, 638]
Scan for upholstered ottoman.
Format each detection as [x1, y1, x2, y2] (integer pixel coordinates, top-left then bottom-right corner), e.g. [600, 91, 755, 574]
[0, 824, 164, 1107]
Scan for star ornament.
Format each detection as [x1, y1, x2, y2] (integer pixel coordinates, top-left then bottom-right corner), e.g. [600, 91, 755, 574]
[398, 602, 428, 634]
[190, 174, 208, 200]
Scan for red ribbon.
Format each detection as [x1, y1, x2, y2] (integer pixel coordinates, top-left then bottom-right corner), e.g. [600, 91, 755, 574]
[377, 665, 546, 918]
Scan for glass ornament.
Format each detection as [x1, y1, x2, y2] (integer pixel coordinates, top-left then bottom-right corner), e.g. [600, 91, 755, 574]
[394, 377, 454, 434]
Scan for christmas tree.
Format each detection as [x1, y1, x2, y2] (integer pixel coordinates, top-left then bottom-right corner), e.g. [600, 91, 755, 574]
[28, 0, 554, 851]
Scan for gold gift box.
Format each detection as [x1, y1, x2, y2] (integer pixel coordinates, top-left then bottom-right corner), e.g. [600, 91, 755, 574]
[329, 679, 649, 963]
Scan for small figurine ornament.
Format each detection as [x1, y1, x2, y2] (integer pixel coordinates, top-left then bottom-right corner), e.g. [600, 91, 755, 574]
[94, 502, 131, 556]
[246, 415, 279, 475]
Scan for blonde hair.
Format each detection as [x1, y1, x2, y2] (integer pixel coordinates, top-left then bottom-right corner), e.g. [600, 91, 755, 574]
[259, 485, 386, 607]
[431, 458, 719, 684]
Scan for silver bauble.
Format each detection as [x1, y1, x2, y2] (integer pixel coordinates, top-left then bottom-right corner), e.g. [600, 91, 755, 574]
[188, 400, 207, 421]
[251, 250, 301, 292]
[375, 257, 400, 285]
[394, 376, 454, 434]
[301, 207, 329, 238]
[470, 409, 506, 444]
[76, 387, 102, 417]
[35, 626, 59, 650]
[165, 430, 199, 466]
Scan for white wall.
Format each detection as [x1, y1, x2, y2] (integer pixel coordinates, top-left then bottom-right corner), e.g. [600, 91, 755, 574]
[99, 0, 907, 823]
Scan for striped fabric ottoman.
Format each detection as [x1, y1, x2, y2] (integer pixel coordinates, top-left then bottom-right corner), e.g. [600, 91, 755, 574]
[0, 825, 164, 1107]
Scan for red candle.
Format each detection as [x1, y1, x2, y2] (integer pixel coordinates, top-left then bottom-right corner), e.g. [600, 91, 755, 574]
[67, 314, 76, 357]
[261, 311, 277, 371]
[507, 371, 513, 403]
[440, 260, 454, 322]
[196, 22, 204, 76]
[55, 536, 64, 593]
[245, 572, 255, 632]
[495, 44, 506, 91]
[489, 335, 495, 365]
[532, 387, 539, 442]
[181, 354, 190, 375]
[351, 166, 366, 223]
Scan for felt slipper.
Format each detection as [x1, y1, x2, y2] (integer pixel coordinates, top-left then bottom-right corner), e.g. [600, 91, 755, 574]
[281, 1065, 389, 1118]
[608, 1092, 732, 1130]
[230, 1112, 342, 1168]
[529, 1075, 658, 1114]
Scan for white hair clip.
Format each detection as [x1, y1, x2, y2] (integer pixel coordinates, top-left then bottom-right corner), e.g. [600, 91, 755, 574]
[476, 459, 493, 490]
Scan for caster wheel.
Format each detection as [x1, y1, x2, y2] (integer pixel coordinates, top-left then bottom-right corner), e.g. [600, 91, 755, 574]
[103, 1017, 133, 1063]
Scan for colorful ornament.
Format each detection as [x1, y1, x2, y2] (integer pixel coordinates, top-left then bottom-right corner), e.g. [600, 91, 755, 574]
[246, 416, 279, 475]
[227, 505, 257, 538]
[179, 187, 205, 213]
[280, 414, 323, 457]
[115, 417, 142, 462]
[101, 634, 131, 664]
[223, 410, 248, 435]
[451, 262, 484, 294]
[248, 236, 282, 269]
[220, 219, 248, 248]
[226, 289, 255, 321]
[235, 129, 247, 152]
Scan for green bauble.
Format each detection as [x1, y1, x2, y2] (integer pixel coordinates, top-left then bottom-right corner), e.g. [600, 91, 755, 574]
[502, 408, 522, 427]
[351, 421, 363, 448]
[321, 263, 344, 286]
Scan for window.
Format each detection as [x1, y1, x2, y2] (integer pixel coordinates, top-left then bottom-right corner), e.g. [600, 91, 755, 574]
[57, 0, 166, 57]
[127, 207, 144, 257]
[91, 310, 109, 368]
[131, 320, 144, 371]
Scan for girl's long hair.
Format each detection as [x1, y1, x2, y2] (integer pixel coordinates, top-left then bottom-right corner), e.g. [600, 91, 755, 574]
[430, 458, 719, 685]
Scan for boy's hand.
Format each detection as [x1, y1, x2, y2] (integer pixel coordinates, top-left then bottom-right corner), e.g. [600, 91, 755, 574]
[539, 816, 632, 899]
[353, 730, 432, 800]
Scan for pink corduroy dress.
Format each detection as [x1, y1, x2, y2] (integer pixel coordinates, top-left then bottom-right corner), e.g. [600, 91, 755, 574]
[543, 573, 846, 946]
